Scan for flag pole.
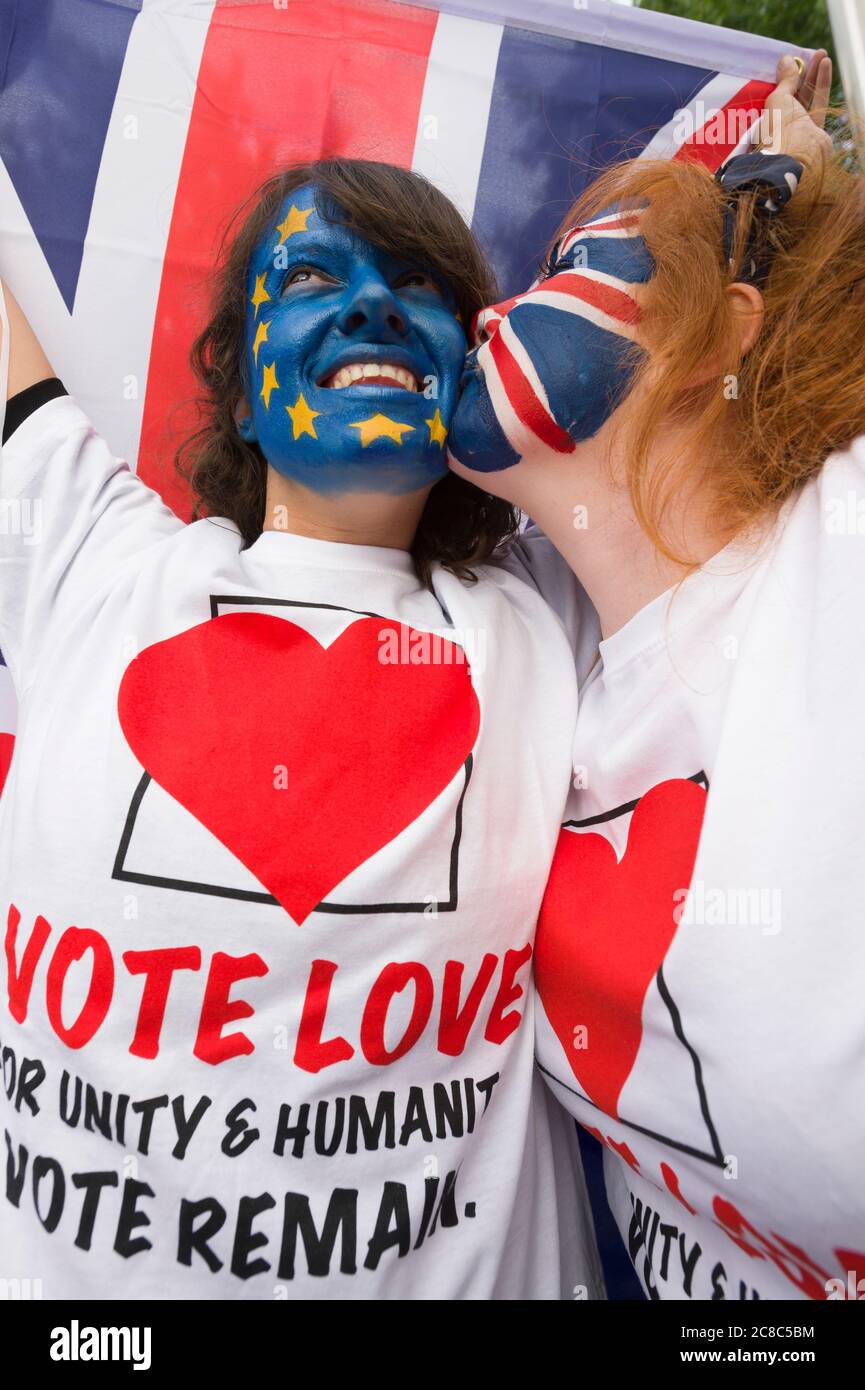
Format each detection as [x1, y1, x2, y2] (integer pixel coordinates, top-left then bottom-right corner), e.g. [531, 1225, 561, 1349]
[828, 0, 865, 126]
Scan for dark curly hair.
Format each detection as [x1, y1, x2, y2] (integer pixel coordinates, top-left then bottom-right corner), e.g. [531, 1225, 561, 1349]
[174, 157, 517, 586]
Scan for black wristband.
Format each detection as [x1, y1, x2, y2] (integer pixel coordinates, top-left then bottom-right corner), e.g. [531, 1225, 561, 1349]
[3, 376, 68, 443]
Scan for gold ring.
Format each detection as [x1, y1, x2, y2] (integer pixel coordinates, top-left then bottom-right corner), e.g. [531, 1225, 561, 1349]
[792, 55, 806, 77]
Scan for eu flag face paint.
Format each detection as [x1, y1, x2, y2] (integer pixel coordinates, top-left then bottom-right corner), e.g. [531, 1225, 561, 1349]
[239, 184, 466, 495]
[448, 207, 654, 474]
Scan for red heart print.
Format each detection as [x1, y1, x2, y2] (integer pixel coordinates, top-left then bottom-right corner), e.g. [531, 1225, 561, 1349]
[118, 612, 479, 923]
[535, 778, 707, 1118]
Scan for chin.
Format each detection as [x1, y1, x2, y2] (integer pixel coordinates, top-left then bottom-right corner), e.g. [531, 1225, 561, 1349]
[446, 450, 485, 485]
[272, 450, 449, 497]
[448, 374, 522, 478]
[446, 446, 519, 508]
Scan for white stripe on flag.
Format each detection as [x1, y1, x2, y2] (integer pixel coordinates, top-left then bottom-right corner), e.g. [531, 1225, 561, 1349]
[498, 315, 556, 424]
[0, 664, 16, 739]
[411, 11, 503, 226]
[477, 339, 526, 456]
[638, 72, 753, 161]
[71, 0, 216, 472]
[477, 324, 567, 463]
[520, 284, 642, 340]
[559, 214, 646, 257]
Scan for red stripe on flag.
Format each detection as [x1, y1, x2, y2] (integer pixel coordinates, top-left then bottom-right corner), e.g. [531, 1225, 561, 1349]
[472, 294, 520, 341]
[569, 214, 642, 238]
[0, 733, 14, 798]
[675, 79, 773, 172]
[488, 331, 574, 456]
[137, 0, 439, 518]
[544, 272, 642, 327]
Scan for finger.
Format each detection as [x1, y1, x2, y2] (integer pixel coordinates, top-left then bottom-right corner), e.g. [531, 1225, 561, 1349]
[772, 53, 803, 102]
[800, 50, 827, 109]
[811, 56, 832, 128]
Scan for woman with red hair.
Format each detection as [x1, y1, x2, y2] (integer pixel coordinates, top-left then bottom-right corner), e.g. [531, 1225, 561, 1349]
[449, 53, 865, 1301]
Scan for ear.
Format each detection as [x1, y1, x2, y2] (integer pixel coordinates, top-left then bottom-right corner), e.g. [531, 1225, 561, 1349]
[681, 281, 765, 388]
[234, 394, 257, 443]
[726, 280, 765, 355]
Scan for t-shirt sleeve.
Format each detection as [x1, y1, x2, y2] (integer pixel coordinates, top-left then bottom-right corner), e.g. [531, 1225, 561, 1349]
[492, 524, 602, 686]
[0, 369, 183, 696]
[3, 375, 69, 443]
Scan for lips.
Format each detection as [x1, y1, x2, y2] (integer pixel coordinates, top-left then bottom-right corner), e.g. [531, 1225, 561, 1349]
[320, 360, 421, 392]
[315, 350, 426, 394]
[458, 349, 480, 391]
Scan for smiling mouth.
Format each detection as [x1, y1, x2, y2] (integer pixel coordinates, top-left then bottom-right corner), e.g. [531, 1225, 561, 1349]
[318, 361, 422, 392]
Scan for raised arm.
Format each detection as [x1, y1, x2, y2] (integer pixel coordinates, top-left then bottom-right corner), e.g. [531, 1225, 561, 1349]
[2, 279, 55, 400]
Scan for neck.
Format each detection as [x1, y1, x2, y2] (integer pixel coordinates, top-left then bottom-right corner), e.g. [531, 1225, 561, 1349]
[263, 468, 432, 550]
[508, 436, 733, 639]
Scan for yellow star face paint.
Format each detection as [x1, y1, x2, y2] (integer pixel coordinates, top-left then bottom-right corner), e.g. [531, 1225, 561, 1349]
[425, 408, 447, 448]
[286, 392, 321, 441]
[252, 319, 270, 366]
[349, 413, 415, 448]
[275, 203, 314, 246]
[250, 273, 270, 317]
[259, 361, 279, 409]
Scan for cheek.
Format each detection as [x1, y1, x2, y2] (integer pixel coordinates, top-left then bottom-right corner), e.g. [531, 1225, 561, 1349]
[428, 309, 466, 366]
[244, 296, 327, 374]
[433, 323, 469, 406]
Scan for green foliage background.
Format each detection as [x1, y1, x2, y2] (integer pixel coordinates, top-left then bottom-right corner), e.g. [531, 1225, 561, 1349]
[637, 0, 841, 97]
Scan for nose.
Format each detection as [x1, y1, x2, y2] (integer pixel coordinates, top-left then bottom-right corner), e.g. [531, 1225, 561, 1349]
[472, 293, 520, 347]
[336, 271, 408, 341]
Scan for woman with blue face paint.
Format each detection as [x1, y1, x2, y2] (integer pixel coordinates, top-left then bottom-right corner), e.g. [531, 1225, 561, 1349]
[0, 159, 603, 1300]
[449, 56, 865, 1300]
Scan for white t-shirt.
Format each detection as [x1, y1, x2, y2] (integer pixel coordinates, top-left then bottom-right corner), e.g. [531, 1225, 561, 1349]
[506, 451, 865, 1301]
[0, 384, 604, 1300]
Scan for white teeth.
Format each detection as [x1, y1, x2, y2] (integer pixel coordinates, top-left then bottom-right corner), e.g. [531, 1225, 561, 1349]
[325, 362, 418, 391]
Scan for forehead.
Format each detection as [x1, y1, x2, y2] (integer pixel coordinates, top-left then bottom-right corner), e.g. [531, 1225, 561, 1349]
[245, 180, 459, 314]
[249, 182, 376, 278]
[249, 183, 324, 268]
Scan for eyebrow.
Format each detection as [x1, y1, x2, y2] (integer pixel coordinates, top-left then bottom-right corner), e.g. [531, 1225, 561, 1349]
[262, 232, 328, 263]
[255, 233, 333, 290]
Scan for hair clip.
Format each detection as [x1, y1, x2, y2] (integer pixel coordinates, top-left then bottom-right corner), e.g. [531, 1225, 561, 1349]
[715, 150, 805, 287]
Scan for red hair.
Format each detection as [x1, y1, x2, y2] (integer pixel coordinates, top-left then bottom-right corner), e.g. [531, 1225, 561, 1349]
[557, 150, 865, 557]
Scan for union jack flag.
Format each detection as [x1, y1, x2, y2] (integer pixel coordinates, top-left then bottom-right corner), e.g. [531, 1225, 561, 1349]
[0, 0, 807, 789]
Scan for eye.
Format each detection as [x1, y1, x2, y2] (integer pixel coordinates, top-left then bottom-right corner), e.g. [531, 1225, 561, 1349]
[280, 264, 336, 294]
[539, 241, 563, 278]
[394, 269, 442, 296]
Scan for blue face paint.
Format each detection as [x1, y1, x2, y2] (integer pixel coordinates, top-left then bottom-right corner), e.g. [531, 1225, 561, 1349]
[448, 207, 655, 474]
[239, 183, 466, 495]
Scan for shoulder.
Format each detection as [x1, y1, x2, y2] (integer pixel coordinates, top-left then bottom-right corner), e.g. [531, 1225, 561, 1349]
[433, 552, 569, 628]
[772, 437, 865, 564]
[812, 437, 865, 524]
[2, 389, 93, 465]
[487, 527, 601, 681]
[429, 557, 578, 684]
[729, 438, 865, 656]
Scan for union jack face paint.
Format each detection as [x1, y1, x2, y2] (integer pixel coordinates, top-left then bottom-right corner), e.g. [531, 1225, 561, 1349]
[448, 208, 654, 474]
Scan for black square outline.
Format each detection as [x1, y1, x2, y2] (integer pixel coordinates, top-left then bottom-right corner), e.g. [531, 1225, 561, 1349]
[538, 770, 728, 1169]
[111, 594, 475, 917]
